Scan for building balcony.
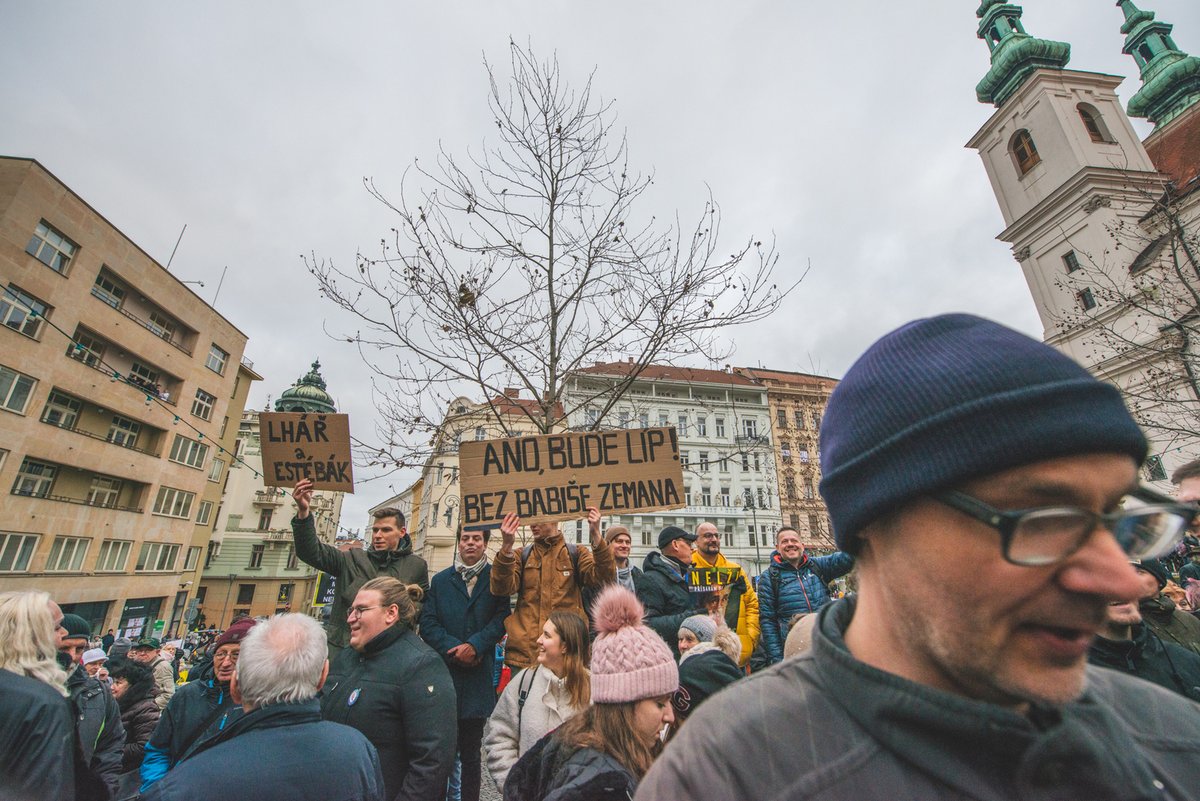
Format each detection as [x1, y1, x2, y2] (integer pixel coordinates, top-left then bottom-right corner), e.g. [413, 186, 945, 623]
[253, 490, 286, 507]
[10, 457, 148, 514]
[734, 434, 770, 448]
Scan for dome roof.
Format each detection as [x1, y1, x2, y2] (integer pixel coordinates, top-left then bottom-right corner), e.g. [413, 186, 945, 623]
[275, 360, 337, 414]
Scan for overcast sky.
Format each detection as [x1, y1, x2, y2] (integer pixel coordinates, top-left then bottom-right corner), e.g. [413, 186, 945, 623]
[3, 1, 1193, 532]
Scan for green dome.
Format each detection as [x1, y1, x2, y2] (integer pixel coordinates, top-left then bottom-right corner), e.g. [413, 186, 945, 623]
[275, 360, 337, 414]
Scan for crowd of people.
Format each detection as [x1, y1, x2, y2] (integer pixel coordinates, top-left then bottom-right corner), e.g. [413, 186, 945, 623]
[4, 313, 1200, 800]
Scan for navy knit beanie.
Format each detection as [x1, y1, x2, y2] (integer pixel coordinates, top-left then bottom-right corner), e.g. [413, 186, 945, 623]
[819, 314, 1147, 552]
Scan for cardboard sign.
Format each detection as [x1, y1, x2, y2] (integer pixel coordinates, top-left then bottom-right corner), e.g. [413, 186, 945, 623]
[459, 426, 685, 528]
[259, 412, 354, 492]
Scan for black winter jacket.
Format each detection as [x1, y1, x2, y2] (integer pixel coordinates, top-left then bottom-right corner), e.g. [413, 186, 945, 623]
[139, 676, 241, 791]
[116, 674, 161, 774]
[66, 664, 124, 797]
[1089, 623, 1200, 702]
[139, 699, 384, 801]
[292, 514, 430, 649]
[504, 730, 637, 801]
[321, 623, 458, 801]
[635, 551, 694, 658]
[0, 668, 76, 801]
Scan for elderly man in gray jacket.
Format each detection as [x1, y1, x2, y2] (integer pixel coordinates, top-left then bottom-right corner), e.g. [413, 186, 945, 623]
[639, 315, 1200, 799]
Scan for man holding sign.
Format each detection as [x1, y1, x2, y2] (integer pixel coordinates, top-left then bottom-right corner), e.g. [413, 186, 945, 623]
[490, 508, 616, 669]
[291, 478, 429, 658]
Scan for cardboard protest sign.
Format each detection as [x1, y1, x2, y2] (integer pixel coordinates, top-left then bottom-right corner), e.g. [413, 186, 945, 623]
[259, 412, 354, 492]
[459, 426, 685, 528]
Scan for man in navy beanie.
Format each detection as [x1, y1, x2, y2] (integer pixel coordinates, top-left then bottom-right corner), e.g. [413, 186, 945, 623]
[640, 313, 1200, 799]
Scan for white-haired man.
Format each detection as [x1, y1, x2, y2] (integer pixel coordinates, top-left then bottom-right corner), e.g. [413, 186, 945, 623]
[140, 614, 384, 801]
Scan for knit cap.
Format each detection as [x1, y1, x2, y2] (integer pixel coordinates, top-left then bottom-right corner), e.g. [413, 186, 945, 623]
[604, 525, 630, 545]
[82, 648, 108, 666]
[820, 313, 1147, 552]
[590, 585, 678, 703]
[1133, 558, 1169, 590]
[60, 613, 91, 640]
[678, 614, 717, 644]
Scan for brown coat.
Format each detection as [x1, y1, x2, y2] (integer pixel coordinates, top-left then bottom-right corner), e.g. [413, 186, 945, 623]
[490, 532, 615, 669]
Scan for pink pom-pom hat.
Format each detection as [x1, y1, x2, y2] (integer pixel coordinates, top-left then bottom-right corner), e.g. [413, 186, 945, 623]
[589, 584, 679, 703]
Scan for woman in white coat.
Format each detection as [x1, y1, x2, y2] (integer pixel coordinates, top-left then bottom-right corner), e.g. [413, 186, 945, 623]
[483, 610, 590, 788]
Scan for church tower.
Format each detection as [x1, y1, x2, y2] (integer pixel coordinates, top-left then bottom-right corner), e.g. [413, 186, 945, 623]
[967, 1, 1200, 478]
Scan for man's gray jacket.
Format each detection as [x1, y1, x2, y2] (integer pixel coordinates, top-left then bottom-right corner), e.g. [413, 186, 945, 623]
[291, 514, 429, 649]
[638, 596, 1200, 801]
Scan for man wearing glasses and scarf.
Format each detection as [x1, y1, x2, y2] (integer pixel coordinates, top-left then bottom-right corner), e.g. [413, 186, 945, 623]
[641, 313, 1200, 800]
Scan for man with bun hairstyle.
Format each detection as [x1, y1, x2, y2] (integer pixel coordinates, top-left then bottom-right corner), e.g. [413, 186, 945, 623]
[641, 313, 1200, 798]
[139, 617, 257, 791]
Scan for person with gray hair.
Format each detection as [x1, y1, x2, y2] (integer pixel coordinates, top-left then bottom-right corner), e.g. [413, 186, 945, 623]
[139, 614, 384, 801]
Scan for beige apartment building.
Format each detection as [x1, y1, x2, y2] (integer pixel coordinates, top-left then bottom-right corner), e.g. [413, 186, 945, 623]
[737, 368, 838, 551]
[0, 156, 259, 640]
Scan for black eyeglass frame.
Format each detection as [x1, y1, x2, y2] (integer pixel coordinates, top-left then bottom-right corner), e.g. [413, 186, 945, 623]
[933, 485, 1196, 567]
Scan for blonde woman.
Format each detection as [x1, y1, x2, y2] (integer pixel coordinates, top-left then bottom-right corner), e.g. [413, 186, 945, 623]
[0, 590, 76, 800]
[484, 611, 591, 788]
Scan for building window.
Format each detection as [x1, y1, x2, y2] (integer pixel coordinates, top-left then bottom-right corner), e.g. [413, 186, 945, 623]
[758, 487, 767, 507]
[205, 540, 220, 568]
[152, 486, 196, 518]
[714, 417, 725, 438]
[724, 526, 733, 548]
[639, 412, 649, 428]
[586, 409, 601, 428]
[42, 391, 82, 429]
[169, 434, 208, 468]
[696, 416, 707, 436]
[809, 513, 823, 536]
[1077, 103, 1111, 143]
[681, 451, 690, 469]
[742, 419, 758, 439]
[812, 413, 821, 431]
[191, 389, 216, 421]
[13, 458, 56, 497]
[740, 453, 750, 471]
[129, 362, 160, 390]
[86, 476, 122, 508]
[1, 286, 49, 339]
[684, 488, 693, 506]
[780, 440, 792, 460]
[108, 416, 141, 449]
[96, 539, 132, 572]
[1010, 130, 1041, 175]
[721, 486, 731, 507]
[790, 513, 801, 529]
[749, 528, 757, 547]
[718, 455, 729, 472]
[45, 536, 90, 572]
[145, 310, 176, 342]
[206, 344, 229, 375]
[1062, 251, 1081, 273]
[183, 546, 201, 572]
[1077, 288, 1097, 311]
[26, 221, 77, 274]
[66, 331, 105, 368]
[794, 410, 805, 429]
[0, 366, 36, 414]
[435, 463, 443, 485]
[677, 413, 688, 436]
[753, 453, 762, 472]
[220, 416, 230, 438]
[208, 458, 224, 483]
[197, 501, 214, 526]
[257, 509, 273, 531]
[474, 426, 486, 441]
[1145, 455, 1168, 482]
[618, 409, 630, 428]
[237, 584, 255, 604]
[91, 272, 126, 308]
[249, 544, 265, 568]
[0, 532, 38, 572]
[776, 408, 787, 428]
[641, 530, 651, 547]
[799, 448, 810, 463]
[286, 546, 299, 570]
[700, 486, 712, 506]
[804, 479, 815, 500]
[698, 451, 709, 471]
[657, 412, 669, 427]
[136, 542, 180, 572]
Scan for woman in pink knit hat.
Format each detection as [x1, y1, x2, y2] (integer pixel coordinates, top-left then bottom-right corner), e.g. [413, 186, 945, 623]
[502, 585, 678, 800]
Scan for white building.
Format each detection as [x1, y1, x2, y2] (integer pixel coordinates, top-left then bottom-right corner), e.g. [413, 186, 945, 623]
[565, 362, 782, 577]
[967, 0, 1200, 479]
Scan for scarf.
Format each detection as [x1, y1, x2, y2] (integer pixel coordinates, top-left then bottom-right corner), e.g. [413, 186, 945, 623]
[616, 564, 636, 592]
[456, 555, 488, 585]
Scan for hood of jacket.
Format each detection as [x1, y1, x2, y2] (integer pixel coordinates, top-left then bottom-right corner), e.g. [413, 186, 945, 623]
[357, 620, 409, 657]
[769, 549, 809, 571]
[369, 534, 414, 564]
[643, 550, 689, 584]
[1138, 593, 1177, 621]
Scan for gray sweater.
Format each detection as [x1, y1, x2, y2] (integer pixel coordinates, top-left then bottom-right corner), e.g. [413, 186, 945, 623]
[638, 596, 1200, 801]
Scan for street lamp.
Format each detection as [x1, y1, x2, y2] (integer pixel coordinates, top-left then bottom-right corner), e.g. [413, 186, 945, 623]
[742, 488, 761, 577]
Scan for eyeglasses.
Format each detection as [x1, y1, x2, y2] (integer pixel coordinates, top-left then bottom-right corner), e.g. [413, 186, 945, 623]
[213, 650, 240, 663]
[934, 486, 1195, 567]
[347, 605, 386, 620]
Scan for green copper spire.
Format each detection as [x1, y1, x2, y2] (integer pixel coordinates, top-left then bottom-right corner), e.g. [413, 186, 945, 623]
[975, 1, 1071, 107]
[275, 360, 337, 414]
[1117, 1, 1200, 126]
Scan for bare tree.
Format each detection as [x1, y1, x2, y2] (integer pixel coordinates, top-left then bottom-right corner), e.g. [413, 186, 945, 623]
[1054, 180, 1200, 467]
[307, 42, 799, 471]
